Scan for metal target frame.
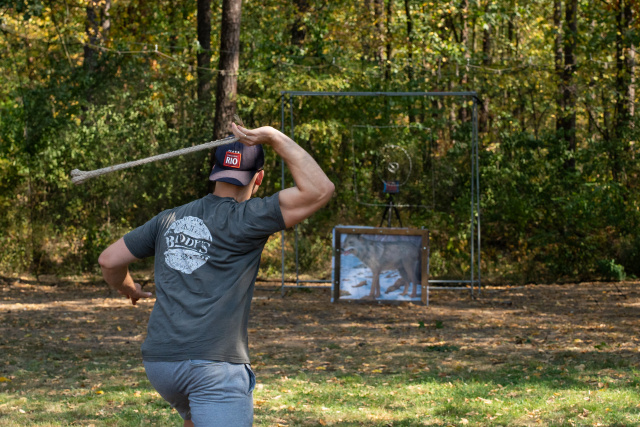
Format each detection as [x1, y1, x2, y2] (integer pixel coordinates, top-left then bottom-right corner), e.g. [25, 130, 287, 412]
[278, 91, 481, 298]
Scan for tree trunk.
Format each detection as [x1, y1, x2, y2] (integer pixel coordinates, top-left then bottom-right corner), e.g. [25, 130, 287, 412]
[404, 0, 414, 83]
[460, 0, 469, 122]
[612, 0, 633, 181]
[630, 41, 636, 123]
[374, 0, 385, 73]
[482, 24, 491, 66]
[291, 0, 310, 46]
[553, 0, 564, 113]
[83, 0, 110, 106]
[479, 2, 492, 132]
[404, 0, 415, 122]
[560, 0, 577, 170]
[614, 1, 633, 133]
[362, 0, 373, 59]
[168, 3, 185, 52]
[83, 0, 110, 74]
[197, 0, 213, 105]
[212, 0, 242, 142]
[554, 0, 576, 170]
[384, 0, 393, 81]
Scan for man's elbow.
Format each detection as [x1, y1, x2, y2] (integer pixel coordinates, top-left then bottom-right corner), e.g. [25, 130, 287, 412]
[98, 250, 121, 270]
[318, 180, 335, 205]
[98, 251, 112, 270]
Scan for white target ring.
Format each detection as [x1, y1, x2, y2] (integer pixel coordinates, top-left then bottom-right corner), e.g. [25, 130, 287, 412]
[376, 144, 412, 186]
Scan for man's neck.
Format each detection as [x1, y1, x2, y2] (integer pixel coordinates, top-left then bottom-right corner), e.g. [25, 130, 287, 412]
[212, 182, 252, 203]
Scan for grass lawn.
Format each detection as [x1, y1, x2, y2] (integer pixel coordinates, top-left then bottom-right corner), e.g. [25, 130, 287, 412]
[1, 278, 639, 426]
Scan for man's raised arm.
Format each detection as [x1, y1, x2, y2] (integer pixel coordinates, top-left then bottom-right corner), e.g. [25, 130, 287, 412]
[231, 123, 335, 228]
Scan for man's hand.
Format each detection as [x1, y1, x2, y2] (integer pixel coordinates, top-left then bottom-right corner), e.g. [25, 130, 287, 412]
[231, 122, 279, 147]
[117, 282, 153, 306]
[231, 122, 335, 228]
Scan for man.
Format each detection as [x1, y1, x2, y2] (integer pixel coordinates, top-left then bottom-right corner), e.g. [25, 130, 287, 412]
[98, 123, 334, 426]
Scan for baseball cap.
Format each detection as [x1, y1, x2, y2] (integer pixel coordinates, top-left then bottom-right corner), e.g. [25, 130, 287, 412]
[209, 140, 264, 186]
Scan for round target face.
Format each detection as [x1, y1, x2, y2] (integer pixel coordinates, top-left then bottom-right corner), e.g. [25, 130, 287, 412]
[376, 144, 412, 186]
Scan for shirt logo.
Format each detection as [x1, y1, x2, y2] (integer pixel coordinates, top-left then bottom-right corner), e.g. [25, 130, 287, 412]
[223, 151, 241, 169]
[163, 216, 212, 274]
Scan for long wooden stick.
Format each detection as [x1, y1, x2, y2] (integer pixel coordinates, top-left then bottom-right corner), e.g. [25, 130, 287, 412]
[70, 135, 238, 185]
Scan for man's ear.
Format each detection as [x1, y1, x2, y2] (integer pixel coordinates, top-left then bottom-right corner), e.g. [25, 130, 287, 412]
[255, 170, 264, 186]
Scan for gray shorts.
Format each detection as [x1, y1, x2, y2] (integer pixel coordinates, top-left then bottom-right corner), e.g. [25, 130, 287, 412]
[143, 360, 255, 426]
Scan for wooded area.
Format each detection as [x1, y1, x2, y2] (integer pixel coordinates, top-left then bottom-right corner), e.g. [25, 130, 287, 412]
[0, 0, 639, 284]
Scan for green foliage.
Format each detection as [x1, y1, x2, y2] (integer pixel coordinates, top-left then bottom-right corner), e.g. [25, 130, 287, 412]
[596, 259, 626, 282]
[0, 0, 43, 20]
[0, 0, 639, 283]
[295, 233, 332, 278]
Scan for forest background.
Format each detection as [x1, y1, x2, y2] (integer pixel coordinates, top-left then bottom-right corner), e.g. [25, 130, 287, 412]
[0, 0, 638, 285]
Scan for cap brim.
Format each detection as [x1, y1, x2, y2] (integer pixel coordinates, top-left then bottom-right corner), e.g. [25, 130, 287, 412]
[209, 166, 255, 186]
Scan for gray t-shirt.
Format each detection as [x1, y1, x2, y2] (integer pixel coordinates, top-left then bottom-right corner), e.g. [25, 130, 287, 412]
[123, 193, 285, 363]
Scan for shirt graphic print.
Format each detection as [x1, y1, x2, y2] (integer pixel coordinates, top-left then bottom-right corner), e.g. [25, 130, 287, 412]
[163, 216, 213, 274]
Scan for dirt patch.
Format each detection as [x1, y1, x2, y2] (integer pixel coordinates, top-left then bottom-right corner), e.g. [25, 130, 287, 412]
[1, 279, 638, 381]
[249, 282, 640, 378]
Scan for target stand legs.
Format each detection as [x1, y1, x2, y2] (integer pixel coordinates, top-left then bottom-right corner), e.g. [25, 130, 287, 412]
[379, 194, 403, 228]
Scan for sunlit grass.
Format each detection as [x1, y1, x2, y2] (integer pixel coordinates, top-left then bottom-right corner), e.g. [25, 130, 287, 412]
[250, 363, 640, 426]
[1, 281, 640, 425]
[1, 349, 639, 425]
